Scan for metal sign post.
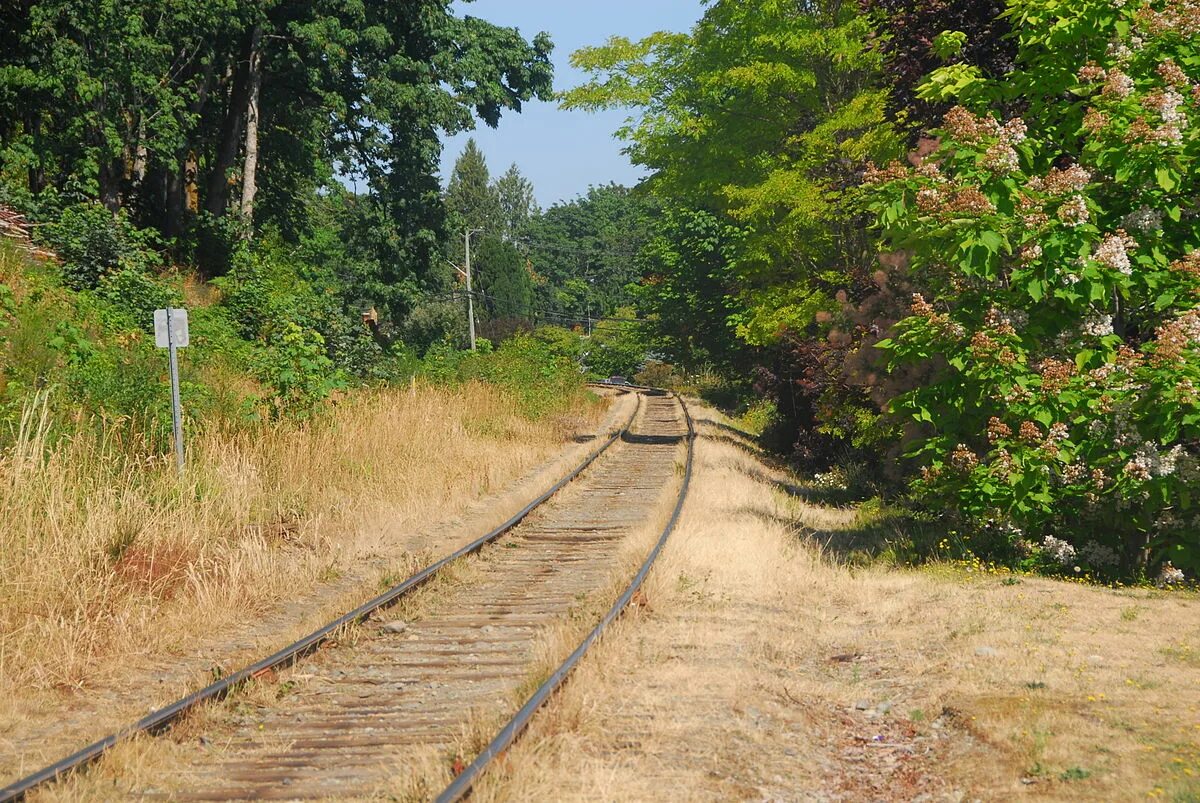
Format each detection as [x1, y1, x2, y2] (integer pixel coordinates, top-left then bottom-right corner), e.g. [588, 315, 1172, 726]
[154, 308, 189, 474]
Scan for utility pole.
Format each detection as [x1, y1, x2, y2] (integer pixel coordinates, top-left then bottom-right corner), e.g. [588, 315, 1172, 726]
[584, 258, 593, 337]
[464, 228, 482, 351]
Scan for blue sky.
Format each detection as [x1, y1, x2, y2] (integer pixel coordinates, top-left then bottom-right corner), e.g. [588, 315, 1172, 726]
[439, 1, 702, 209]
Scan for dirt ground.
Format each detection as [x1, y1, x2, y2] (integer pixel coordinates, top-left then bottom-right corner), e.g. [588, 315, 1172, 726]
[473, 402, 1200, 803]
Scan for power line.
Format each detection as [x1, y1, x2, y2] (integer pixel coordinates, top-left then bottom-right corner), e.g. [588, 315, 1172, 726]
[465, 289, 646, 328]
[458, 227, 641, 260]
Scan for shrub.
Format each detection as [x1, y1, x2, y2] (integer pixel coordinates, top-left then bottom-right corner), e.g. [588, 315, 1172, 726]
[95, 268, 182, 332]
[865, 1, 1200, 578]
[531, 325, 584, 362]
[254, 321, 345, 419]
[42, 202, 161, 290]
[401, 299, 469, 355]
[635, 359, 679, 388]
[422, 334, 586, 420]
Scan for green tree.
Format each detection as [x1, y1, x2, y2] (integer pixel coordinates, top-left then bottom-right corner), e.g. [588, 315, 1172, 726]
[565, 1, 898, 340]
[564, 0, 900, 462]
[0, 0, 555, 291]
[521, 184, 654, 324]
[493, 163, 538, 242]
[445, 138, 501, 242]
[473, 237, 533, 335]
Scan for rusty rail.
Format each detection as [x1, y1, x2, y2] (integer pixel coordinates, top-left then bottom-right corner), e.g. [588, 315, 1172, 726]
[437, 392, 694, 802]
[0, 388, 642, 803]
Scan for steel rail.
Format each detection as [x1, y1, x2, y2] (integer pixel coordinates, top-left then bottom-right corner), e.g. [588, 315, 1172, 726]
[437, 392, 695, 802]
[0, 388, 643, 803]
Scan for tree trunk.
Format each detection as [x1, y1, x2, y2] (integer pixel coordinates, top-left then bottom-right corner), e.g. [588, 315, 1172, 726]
[204, 37, 256, 217]
[165, 160, 185, 239]
[24, 111, 44, 194]
[239, 25, 264, 233]
[98, 156, 123, 212]
[132, 116, 148, 187]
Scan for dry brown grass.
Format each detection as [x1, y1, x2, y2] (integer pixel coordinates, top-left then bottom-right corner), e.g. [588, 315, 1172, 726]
[0, 381, 608, 784]
[472, 403, 1200, 802]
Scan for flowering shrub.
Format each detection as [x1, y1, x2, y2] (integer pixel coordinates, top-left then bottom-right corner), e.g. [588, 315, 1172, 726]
[866, 0, 1200, 577]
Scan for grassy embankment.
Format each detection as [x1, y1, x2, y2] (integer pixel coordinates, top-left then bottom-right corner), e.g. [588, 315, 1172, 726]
[0, 239, 601, 717]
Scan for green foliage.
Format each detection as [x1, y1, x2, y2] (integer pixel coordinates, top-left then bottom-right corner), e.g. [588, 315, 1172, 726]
[419, 332, 586, 420]
[932, 31, 969, 60]
[1, 0, 554, 290]
[94, 267, 181, 332]
[582, 310, 648, 379]
[634, 359, 679, 388]
[445, 139, 502, 241]
[42, 202, 161, 290]
[565, 0, 902, 470]
[530, 325, 584, 362]
[473, 237, 534, 325]
[401, 300, 469, 356]
[865, 0, 1200, 577]
[521, 184, 655, 324]
[565, 0, 900, 330]
[494, 163, 539, 242]
[254, 321, 344, 420]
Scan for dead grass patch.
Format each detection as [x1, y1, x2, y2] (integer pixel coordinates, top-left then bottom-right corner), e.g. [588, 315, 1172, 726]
[0, 381, 610, 784]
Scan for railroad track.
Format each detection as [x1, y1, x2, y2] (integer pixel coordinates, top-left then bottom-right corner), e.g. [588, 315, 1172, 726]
[2, 387, 694, 801]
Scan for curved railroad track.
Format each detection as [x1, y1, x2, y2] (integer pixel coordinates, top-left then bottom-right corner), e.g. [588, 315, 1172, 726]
[2, 386, 693, 802]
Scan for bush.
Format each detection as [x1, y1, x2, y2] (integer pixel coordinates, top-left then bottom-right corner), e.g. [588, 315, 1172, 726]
[95, 268, 182, 332]
[531, 325, 584, 362]
[634, 359, 679, 388]
[254, 321, 345, 419]
[582, 311, 648, 378]
[865, 2, 1200, 579]
[401, 299, 469, 355]
[42, 202, 161, 290]
[422, 334, 586, 420]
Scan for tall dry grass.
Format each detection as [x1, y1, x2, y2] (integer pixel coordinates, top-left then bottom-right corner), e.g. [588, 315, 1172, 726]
[0, 381, 595, 696]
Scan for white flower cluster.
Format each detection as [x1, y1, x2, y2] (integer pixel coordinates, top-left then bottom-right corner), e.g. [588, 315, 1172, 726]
[1148, 88, 1187, 125]
[1079, 541, 1120, 568]
[1123, 206, 1163, 232]
[1125, 442, 1185, 480]
[1042, 535, 1078, 566]
[1158, 562, 1186, 586]
[811, 469, 849, 492]
[1094, 232, 1137, 275]
[1083, 314, 1115, 337]
[1104, 69, 1135, 98]
[1103, 409, 1144, 448]
[984, 141, 1020, 173]
[1058, 195, 1090, 227]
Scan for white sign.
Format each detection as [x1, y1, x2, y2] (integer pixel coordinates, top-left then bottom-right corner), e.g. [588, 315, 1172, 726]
[154, 308, 189, 348]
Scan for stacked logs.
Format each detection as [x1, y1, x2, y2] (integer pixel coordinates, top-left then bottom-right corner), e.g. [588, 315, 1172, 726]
[0, 206, 56, 261]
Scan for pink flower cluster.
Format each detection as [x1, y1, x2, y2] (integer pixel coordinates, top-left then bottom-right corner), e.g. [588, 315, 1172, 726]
[1136, 0, 1200, 38]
